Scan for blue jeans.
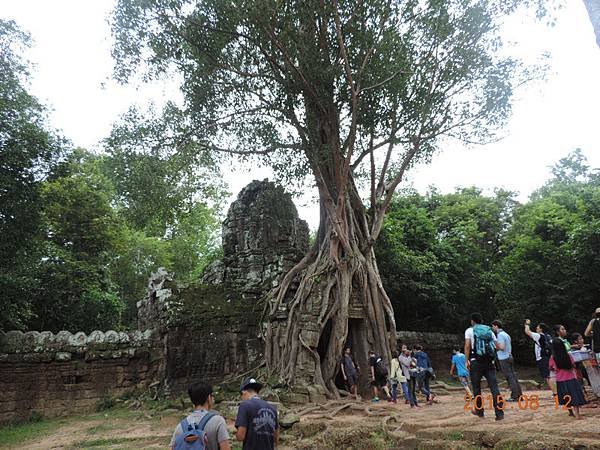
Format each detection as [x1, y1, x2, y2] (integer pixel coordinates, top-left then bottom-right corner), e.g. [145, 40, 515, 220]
[408, 376, 419, 406]
[417, 371, 431, 398]
[401, 381, 410, 402]
[391, 381, 398, 401]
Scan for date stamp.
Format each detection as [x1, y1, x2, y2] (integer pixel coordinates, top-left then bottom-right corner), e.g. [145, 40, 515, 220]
[464, 394, 572, 411]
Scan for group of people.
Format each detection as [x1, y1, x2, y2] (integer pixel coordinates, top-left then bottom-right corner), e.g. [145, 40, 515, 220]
[167, 307, 600, 449]
[341, 307, 600, 422]
[169, 378, 277, 450]
[340, 345, 437, 407]
[461, 308, 600, 421]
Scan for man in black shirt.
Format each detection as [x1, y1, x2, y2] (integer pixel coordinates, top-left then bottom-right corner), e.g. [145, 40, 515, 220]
[235, 378, 278, 450]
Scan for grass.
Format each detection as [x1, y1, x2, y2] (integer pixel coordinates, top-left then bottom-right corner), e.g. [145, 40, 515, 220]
[448, 431, 464, 441]
[0, 417, 70, 447]
[68, 435, 171, 449]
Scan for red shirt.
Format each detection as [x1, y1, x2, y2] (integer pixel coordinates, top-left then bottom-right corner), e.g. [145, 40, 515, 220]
[549, 355, 577, 382]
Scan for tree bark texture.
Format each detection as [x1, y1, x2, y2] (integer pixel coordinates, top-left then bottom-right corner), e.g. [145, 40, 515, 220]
[264, 168, 397, 397]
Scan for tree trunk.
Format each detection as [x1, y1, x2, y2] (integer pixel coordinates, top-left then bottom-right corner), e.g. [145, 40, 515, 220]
[264, 185, 397, 397]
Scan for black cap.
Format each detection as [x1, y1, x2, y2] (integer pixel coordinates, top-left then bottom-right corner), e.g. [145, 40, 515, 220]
[240, 377, 263, 393]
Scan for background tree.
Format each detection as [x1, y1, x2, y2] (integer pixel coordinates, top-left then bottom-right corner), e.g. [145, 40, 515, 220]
[0, 20, 66, 330]
[377, 187, 515, 331]
[111, 0, 548, 394]
[495, 150, 600, 338]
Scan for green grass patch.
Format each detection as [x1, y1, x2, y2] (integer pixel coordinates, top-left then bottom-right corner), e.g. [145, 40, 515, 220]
[69, 435, 170, 449]
[448, 431, 464, 441]
[0, 417, 69, 447]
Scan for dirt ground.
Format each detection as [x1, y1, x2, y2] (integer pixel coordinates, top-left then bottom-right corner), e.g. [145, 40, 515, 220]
[3, 386, 600, 449]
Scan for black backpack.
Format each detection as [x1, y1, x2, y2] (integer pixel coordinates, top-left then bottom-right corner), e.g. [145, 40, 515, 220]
[374, 357, 388, 377]
[538, 333, 553, 358]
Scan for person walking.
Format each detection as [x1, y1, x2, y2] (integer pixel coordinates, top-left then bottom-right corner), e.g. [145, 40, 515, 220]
[450, 348, 472, 397]
[170, 382, 231, 450]
[368, 350, 391, 402]
[414, 345, 435, 405]
[340, 347, 359, 400]
[235, 378, 278, 450]
[491, 320, 523, 402]
[465, 313, 504, 420]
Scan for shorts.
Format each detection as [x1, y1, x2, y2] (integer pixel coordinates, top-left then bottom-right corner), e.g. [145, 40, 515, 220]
[346, 373, 358, 387]
[458, 376, 469, 387]
[536, 356, 550, 379]
[371, 375, 387, 387]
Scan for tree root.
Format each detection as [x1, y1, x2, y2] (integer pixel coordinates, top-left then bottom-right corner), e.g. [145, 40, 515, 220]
[381, 415, 405, 439]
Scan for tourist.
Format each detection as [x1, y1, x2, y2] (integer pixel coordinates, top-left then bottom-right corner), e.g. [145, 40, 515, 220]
[583, 307, 600, 362]
[170, 382, 231, 450]
[399, 347, 419, 407]
[554, 324, 571, 351]
[235, 378, 278, 450]
[524, 319, 552, 388]
[464, 313, 504, 420]
[340, 347, 359, 400]
[550, 339, 586, 419]
[414, 344, 435, 405]
[569, 332, 591, 386]
[368, 350, 391, 402]
[389, 350, 408, 404]
[450, 348, 472, 398]
[491, 320, 522, 401]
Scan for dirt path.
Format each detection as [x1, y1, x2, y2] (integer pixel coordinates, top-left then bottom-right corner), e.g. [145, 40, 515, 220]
[4, 389, 600, 449]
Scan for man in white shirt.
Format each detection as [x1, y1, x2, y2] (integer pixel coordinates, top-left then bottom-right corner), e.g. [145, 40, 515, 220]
[523, 319, 551, 387]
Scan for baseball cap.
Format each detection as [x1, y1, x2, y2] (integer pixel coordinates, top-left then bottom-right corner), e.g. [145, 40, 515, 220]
[240, 377, 263, 393]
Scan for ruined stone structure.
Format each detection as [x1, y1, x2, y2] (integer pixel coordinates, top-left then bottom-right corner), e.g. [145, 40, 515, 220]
[0, 330, 161, 423]
[138, 179, 310, 393]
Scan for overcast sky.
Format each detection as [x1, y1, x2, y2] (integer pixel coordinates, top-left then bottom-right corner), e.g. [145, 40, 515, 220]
[2, 1, 599, 230]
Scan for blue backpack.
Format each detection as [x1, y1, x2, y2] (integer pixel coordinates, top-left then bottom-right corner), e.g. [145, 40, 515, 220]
[472, 324, 497, 361]
[173, 412, 215, 450]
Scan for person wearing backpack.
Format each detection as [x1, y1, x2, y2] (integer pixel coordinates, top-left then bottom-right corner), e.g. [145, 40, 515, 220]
[170, 382, 231, 450]
[524, 319, 552, 387]
[368, 350, 391, 402]
[464, 313, 504, 420]
[414, 344, 435, 405]
[584, 307, 600, 363]
[235, 378, 278, 450]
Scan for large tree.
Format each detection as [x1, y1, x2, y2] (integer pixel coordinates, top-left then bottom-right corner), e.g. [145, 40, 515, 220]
[112, 0, 545, 395]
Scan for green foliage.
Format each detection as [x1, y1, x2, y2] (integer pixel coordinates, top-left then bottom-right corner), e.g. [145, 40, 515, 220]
[0, 20, 66, 330]
[110, 0, 545, 191]
[377, 187, 515, 331]
[495, 150, 600, 337]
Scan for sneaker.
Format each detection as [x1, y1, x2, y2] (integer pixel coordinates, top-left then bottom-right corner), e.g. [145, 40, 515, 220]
[405, 400, 410, 404]
[495, 415, 504, 421]
[372, 397, 380, 402]
[387, 398, 393, 403]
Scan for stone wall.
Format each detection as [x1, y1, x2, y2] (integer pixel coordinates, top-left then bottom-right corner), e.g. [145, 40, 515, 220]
[396, 331, 463, 372]
[0, 329, 162, 423]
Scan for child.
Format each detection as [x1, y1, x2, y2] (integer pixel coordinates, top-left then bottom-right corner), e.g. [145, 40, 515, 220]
[549, 339, 586, 419]
[389, 350, 408, 404]
[450, 348, 472, 397]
